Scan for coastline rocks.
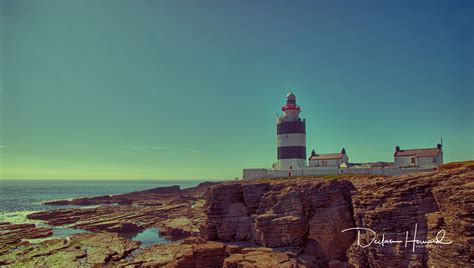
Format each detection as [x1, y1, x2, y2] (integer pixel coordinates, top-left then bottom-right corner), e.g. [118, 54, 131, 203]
[158, 217, 200, 240]
[44, 185, 182, 206]
[45, 195, 113, 206]
[0, 223, 53, 255]
[78, 221, 142, 233]
[223, 247, 299, 268]
[303, 182, 356, 261]
[43, 182, 218, 207]
[129, 238, 305, 268]
[129, 238, 228, 267]
[0, 232, 139, 267]
[346, 162, 474, 267]
[242, 183, 271, 214]
[255, 214, 306, 247]
[427, 174, 474, 266]
[27, 208, 95, 225]
[27, 183, 216, 242]
[27, 202, 203, 240]
[2, 161, 472, 267]
[138, 185, 181, 194]
[203, 184, 248, 241]
[202, 179, 356, 262]
[203, 161, 474, 267]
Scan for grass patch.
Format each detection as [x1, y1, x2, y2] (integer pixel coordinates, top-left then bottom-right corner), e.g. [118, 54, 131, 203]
[438, 160, 474, 171]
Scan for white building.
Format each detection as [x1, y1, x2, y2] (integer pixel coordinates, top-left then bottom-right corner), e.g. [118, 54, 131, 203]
[308, 148, 348, 167]
[394, 144, 443, 168]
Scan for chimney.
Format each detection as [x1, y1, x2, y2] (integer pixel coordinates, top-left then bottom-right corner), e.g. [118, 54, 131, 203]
[437, 143, 442, 150]
[341, 147, 346, 154]
[311, 149, 316, 157]
[396, 145, 400, 152]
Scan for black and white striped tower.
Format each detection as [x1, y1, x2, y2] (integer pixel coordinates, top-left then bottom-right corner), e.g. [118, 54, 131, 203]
[277, 92, 306, 169]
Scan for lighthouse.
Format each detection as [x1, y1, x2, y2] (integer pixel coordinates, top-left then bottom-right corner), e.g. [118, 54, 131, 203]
[277, 92, 307, 169]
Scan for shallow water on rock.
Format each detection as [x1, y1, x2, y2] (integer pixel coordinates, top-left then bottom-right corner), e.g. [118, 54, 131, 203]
[52, 226, 90, 238]
[120, 227, 170, 248]
[23, 226, 91, 244]
[8, 211, 171, 247]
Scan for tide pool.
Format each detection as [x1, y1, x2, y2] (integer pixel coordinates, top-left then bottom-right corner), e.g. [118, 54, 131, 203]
[119, 227, 170, 248]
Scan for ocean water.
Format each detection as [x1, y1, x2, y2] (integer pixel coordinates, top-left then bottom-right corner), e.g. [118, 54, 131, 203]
[0, 179, 206, 246]
[0, 179, 203, 213]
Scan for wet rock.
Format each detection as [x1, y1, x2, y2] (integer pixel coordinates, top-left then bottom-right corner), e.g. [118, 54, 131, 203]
[129, 238, 228, 267]
[159, 216, 201, 240]
[28, 201, 205, 240]
[0, 223, 53, 255]
[223, 247, 299, 268]
[0, 232, 139, 267]
[46, 195, 114, 206]
[137, 185, 181, 194]
[78, 221, 142, 233]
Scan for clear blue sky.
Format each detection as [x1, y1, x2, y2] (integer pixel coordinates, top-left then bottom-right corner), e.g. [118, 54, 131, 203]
[0, 0, 473, 179]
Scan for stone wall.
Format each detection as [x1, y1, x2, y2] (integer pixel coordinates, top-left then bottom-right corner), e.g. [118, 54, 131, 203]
[243, 166, 434, 179]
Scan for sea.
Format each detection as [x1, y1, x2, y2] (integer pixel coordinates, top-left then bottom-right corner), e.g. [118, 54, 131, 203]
[0, 179, 207, 247]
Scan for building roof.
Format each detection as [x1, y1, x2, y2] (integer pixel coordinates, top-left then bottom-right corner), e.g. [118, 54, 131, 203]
[394, 148, 441, 158]
[309, 153, 344, 160]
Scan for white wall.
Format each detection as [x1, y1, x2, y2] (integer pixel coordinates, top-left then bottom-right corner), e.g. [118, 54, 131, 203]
[395, 156, 416, 167]
[395, 155, 443, 168]
[278, 158, 306, 170]
[279, 110, 300, 122]
[243, 167, 339, 179]
[243, 169, 269, 179]
[277, 133, 306, 147]
[309, 159, 340, 167]
[243, 166, 435, 179]
[418, 155, 443, 168]
[301, 166, 339, 176]
[308, 155, 348, 167]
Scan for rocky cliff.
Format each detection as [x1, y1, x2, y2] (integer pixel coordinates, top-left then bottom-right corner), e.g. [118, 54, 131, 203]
[1, 162, 472, 267]
[202, 161, 474, 267]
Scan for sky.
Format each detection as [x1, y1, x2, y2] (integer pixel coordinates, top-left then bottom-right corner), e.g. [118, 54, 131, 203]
[0, 0, 473, 180]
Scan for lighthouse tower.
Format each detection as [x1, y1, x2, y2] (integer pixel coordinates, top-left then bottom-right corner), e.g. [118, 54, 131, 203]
[277, 92, 307, 170]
